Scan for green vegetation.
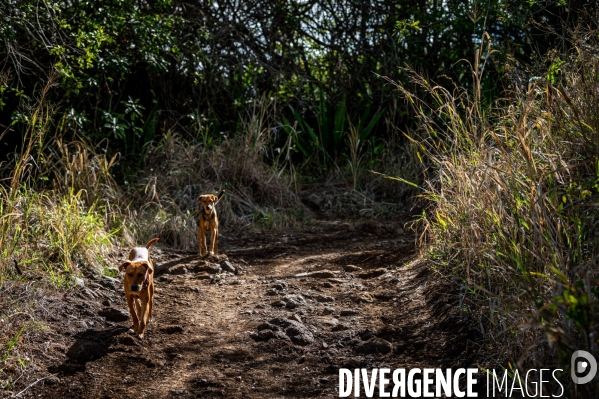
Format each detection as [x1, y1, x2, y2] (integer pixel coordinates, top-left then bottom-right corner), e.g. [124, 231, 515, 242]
[0, 0, 598, 394]
[1, 0, 581, 163]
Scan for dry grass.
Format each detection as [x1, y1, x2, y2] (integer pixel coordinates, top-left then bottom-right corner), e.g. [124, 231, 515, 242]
[117, 97, 302, 250]
[389, 27, 599, 389]
[0, 77, 117, 285]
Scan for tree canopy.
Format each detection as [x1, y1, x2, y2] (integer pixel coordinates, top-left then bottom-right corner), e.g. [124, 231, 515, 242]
[1, 0, 595, 164]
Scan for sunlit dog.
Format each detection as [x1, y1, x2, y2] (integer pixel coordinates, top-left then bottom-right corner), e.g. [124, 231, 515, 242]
[197, 190, 225, 256]
[119, 238, 159, 338]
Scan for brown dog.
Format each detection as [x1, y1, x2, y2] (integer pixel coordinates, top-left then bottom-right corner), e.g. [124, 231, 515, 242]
[119, 238, 159, 338]
[197, 190, 225, 256]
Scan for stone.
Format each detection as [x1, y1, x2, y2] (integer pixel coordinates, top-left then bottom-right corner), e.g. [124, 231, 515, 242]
[360, 329, 375, 340]
[269, 317, 314, 346]
[323, 318, 339, 326]
[356, 337, 393, 355]
[295, 270, 335, 279]
[302, 193, 324, 210]
[340, 309, 359, 316]
[256, 322, 277, 331]
[361, 221, 386, 235]
[220, 261, 236, 274]
[257, 329, 274, 340]
[353, 293, 374, 303]
[99, 276, 120, 291]
[315, 294, 335, 303]
[79, 287, 100, 299]
[272, 331, 291, 341]
[332, 324, 350, 332]
[118, 335, 137, 346]
[193, 263, 222, 274]
[157, 275, 172, 283]
[98, 307, 129, 322]
[323, 307, 335, 315]
[282, 294, 306, 309]
[343, 265, 362, 272]
[271, 280, 288, 290]
[66, 340, 106, 363]
[168, 265, 189, 275]
[357, 268, 387, 279]
[44, 375, 61, 386]
[161, 325, 184, 334]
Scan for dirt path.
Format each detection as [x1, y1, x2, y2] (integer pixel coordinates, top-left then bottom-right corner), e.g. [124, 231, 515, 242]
[17, 219, 477, 398]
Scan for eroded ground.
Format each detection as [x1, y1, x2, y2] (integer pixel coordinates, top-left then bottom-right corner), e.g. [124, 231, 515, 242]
[7, 218, 478, 398]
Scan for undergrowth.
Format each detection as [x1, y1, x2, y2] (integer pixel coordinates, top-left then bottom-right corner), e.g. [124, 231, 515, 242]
[0, 188, 113, 286]
[392, 26, 599, 393]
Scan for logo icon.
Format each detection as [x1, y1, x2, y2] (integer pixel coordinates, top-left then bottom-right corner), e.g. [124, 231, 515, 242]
[571, 350, 597, 384]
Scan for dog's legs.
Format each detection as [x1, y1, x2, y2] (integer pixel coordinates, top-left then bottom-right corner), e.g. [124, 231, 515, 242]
[134, 298, 142, 332]
[127, 295, 139, 333]
[198, 228, 202, 256]
[138, 299, 150, 338]
[213, 226, 218, 255]
[198, 220, 208, 256]
[208, 229, 214, 255]
[200, 233, 207, 256]
[148, 282, 154, 321]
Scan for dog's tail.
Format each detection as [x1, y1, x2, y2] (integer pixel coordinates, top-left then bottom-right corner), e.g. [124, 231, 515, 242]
[145, 238, 160, 249]
[215, 189, 226, 204]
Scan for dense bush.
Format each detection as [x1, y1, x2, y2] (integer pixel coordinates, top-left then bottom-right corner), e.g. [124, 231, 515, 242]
[395, 24, 599, 394]
[1, 0, 587, 166]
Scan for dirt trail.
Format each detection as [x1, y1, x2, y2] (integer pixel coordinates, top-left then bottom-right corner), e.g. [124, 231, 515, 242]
[19, 219, 477, 398]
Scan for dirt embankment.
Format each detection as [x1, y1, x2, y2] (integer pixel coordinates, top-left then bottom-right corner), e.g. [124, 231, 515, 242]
[7, 218, 478, 398]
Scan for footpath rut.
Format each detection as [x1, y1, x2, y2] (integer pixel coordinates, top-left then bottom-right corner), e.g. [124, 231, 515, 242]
[20, 219, 477, 399]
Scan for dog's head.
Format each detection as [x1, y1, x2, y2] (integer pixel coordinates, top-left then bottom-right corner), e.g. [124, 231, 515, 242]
[119, 261, 152, 292]
[197, 194, 219, 215]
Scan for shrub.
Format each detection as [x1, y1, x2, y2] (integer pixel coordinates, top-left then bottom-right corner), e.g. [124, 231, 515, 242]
[392, 27, 599, 390]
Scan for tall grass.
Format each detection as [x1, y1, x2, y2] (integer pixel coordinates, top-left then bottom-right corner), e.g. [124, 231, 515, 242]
[0, 78, 119, 384]
[391, 27, 599, 389]
[0, 188, 113, 286]
[0, 77, 117, 285]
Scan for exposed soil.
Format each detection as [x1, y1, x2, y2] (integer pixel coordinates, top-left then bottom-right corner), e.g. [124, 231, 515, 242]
[6, 217, 479, 398]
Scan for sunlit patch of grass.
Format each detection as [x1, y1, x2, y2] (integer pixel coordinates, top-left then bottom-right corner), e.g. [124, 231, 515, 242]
[102, 266, 119, 278]
[0, 187, 115, 287]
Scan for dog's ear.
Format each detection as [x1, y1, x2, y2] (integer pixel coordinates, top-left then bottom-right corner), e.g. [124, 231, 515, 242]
[211, 194, 218, 202]
[119, 261, 131, 272]
[197, 195, 204, 202]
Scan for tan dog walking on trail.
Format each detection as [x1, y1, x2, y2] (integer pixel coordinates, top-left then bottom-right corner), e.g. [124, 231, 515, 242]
[119, 238, 159, 339]
[197, 189, 225, 257]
